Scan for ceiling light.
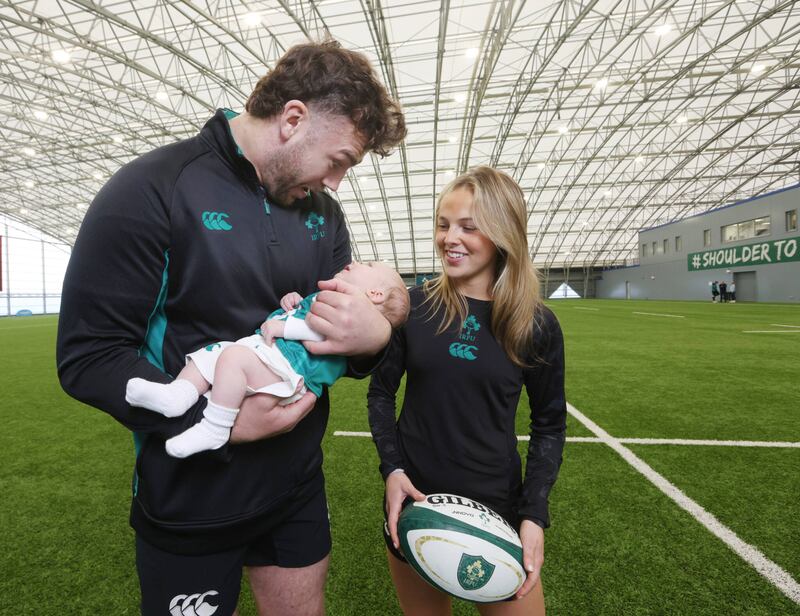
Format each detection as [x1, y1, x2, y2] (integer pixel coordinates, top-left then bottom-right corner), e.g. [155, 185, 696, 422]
[604, 190, 613, 197]
[22, 147, 36, 156]
[454, 93, 467, 104]
[51, 49, 71, 64]
[558, 124, 570, 134]
[33, 110, 49, 121]
[653, 24, 672, 36]
[155, 91, 169, 102]
[20, 208, 28, 214]
[376, 231, 384, 237]
[634, 156, 644, 165]
[675, 115, 688, 124]
[594, 78, 608, 90]
[448, 135, 457, 144]
[113, 135, 124, 144]
[93, 172, 103, 180]
[537, 161, 547, 170]
[24, 180, 35, 188]
[443, 169, 455, 178]
[242, 12, 262, 27]
[464, 47, 479, 60]
[750, 63, 766, 75]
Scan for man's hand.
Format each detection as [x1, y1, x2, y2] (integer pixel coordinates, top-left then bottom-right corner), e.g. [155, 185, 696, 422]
[229, 390, 317, 443]
[280, 292, 303, 312]
[304, 278, 391, 357]
[384, 471, 426, 550]
[260, 319, 285, 345]
[515, 519, 545, 599]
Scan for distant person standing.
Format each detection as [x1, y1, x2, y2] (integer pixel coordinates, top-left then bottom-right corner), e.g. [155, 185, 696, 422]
[729, 281, 736, 303]
[719, 280, 728, 303]
[711, 281, 719, 302]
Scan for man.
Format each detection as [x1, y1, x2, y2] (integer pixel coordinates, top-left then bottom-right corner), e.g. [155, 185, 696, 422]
[57, 40, 406, 616]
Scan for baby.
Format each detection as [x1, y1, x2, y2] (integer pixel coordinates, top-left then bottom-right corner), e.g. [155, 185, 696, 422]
[126, 262, 409, 458]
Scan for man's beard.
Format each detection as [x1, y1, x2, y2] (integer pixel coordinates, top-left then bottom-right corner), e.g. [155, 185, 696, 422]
[260, 137, 309, 206]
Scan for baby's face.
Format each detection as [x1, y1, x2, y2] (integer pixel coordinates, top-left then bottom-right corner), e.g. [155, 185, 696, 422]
[335, 261, 398, 293]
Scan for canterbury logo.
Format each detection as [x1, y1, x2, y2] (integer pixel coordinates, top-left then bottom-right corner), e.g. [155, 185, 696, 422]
[169, 591, 219, 616]
[202, 211, 232, 231]
[449, 343, 478, 360]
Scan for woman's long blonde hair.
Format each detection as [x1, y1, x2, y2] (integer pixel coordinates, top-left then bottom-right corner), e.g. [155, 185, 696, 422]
[423, 166, 541, 367]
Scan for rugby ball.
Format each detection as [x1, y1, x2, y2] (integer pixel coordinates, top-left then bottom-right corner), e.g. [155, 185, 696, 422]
[397, 493, 525, 602]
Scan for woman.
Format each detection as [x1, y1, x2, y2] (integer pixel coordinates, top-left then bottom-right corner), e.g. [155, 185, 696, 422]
[368, 166, 567, 615]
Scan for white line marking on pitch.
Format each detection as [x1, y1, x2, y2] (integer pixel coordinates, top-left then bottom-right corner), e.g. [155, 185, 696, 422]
[566, 402, 800, 605]
[333, 432, 800, 449]
[334, 431, 606, 443]
[0, 323, 56, 331]
[573, 307, 600, 311]
[632, 311, 685, 318]
[742, 330, 800, 334]
[771, 324, 800, 328]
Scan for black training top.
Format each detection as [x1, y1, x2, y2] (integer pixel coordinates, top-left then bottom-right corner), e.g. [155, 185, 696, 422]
[57, 109, 366, 554]
[368, 287, 567, 527]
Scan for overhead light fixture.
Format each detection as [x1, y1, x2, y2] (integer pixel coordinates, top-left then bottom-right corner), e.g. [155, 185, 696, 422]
[464, 47, 479, 60]
[634, 155, 644, 165]
[594, 78, 608, 91]
[93, 171, 103, 180]
[444, 169, 455, 178]
[750, 63, 766, 75]
[33, 110, 49, 121]
[24, 180, 35, 188]
[454, 93, 467, 104]
[604, 190, 613, 198]
[20, 208, 28, 214]
[448, 135, 458, 144]
[51, 49, 71, 64]
[113, 135, 124, 144]
[242, 12, 262, 27]
[537, 161, 547, 170]
[653, 24, 672, 36]
[155, 91, 169, 102]
[675, 115, 688, 124]
[558, 124, 570, 134]
[22, 146, 37, 157]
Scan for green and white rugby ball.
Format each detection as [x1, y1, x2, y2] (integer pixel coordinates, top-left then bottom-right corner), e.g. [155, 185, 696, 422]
[397, 494, 525, 602]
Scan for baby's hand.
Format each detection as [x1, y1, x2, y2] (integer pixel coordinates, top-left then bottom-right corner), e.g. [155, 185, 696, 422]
[261, 320, 285, 345]
[280, 292, 303, 312]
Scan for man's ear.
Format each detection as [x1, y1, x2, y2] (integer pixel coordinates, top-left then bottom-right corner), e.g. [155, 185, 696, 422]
[279, 100, 309, 142]
[367, 289, 386, 305]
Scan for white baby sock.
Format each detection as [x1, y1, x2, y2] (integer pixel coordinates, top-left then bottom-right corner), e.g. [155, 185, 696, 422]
[126, 378, 199, 417]
[165, 401, 238, 458]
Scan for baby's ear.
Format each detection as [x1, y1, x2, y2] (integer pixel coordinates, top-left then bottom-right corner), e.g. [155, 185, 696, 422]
[367, 289, 386, 304]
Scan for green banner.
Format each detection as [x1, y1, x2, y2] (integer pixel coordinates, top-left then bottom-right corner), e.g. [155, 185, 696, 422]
[688, 236, 800, 271]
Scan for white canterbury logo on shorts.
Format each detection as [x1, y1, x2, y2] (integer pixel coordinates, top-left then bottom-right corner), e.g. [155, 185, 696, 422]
[169, 591, 219, 616]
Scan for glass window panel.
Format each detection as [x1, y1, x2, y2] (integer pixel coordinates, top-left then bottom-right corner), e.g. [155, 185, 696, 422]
[737, 220, 754, 239]
[675, 236, 682, 251]
[663, 238, 669, 253]
[722, 224, 737, 243]
[754, 217, 770, 237]
[703, 229, 711, 246]
[786, 210, 798, 231]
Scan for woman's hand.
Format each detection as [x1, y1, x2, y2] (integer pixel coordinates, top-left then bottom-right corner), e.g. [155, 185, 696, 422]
[384, 471, 426, 550]
[515, 519, 544, 599]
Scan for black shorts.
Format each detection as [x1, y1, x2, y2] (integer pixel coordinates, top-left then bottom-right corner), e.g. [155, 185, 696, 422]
[136, 487, 330, 616]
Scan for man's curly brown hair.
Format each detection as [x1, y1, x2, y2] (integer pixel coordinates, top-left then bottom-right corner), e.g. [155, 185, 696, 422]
[245, 39, 406, 157]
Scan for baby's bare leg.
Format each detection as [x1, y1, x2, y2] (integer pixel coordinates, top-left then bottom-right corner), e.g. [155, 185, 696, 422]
[209, 345, 284, 409]
[126, 361, 208, 417]
[165, 346, 284, 458]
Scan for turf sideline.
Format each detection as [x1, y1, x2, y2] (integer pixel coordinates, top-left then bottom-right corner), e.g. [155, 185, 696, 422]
[566, 402, 800, 605]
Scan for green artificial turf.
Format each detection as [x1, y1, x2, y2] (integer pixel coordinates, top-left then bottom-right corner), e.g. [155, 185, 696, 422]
[1, 304, 798, 615]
